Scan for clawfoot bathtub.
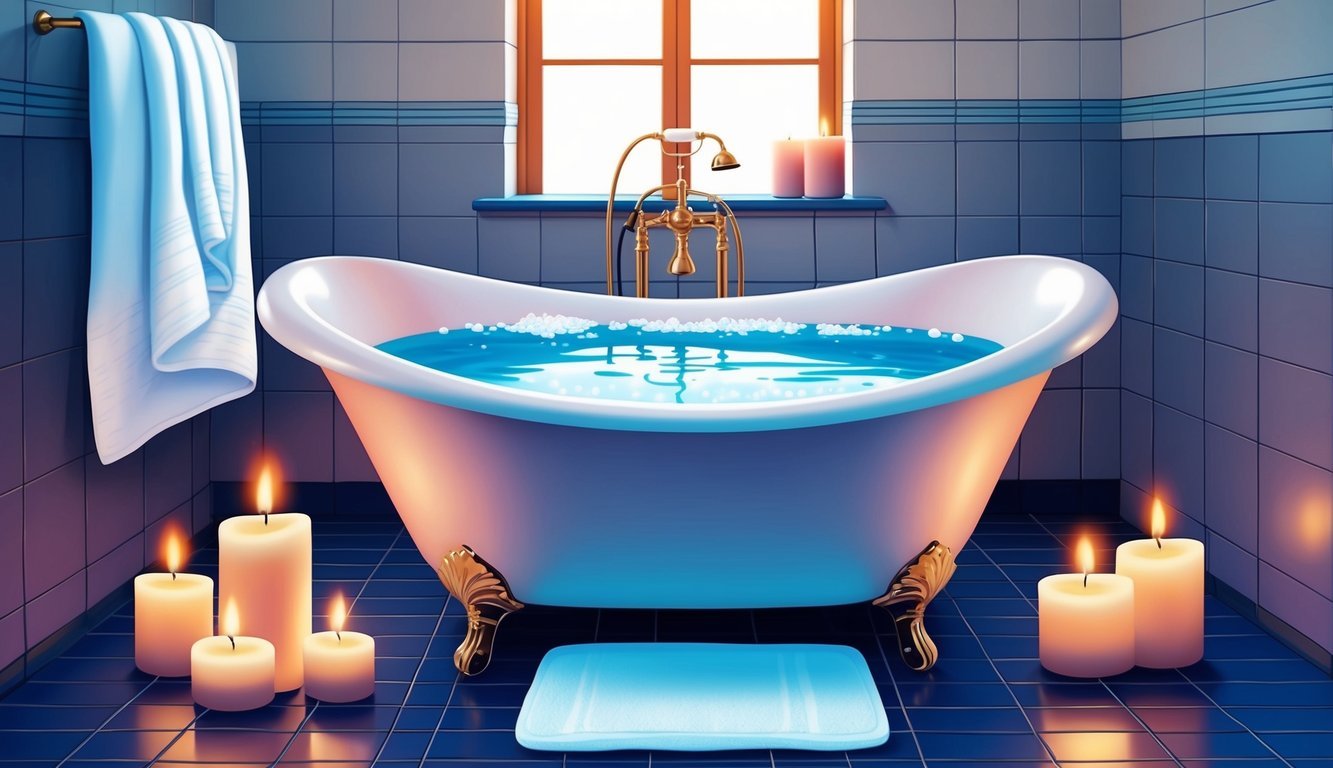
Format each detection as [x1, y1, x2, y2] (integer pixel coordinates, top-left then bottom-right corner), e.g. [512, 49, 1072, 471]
[257, 254, 1118, 674]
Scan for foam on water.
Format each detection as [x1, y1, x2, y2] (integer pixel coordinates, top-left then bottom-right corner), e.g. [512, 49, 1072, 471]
[382, 314, 1003, 405]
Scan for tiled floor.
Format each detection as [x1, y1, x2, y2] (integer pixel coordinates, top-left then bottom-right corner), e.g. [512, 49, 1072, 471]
[1, 512, 1331, 767]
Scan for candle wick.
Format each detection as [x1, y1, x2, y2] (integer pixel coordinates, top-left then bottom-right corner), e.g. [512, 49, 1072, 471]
[264, 512, 269, 526]
[171, 571, 176, 581]
[228, 635, 235, 651]
[1155, 536, 1162, 549]
[336, 630, 341, 643]
[1083, 572, 1089, 588]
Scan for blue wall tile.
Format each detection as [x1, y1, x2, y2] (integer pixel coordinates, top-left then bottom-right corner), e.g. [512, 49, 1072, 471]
[858, 142, 957, 216]
[1259, 278, 1332, 373]
[1258, 446, 1333, 600]
[1154, 260, 1204, 336]
[1205, 423, 1258, 552]
[1258, 202, 1333, 287]
[22, 237, 87, 359]
[22, 138, 88, 239]
[1205, 342, 1258, 440]
[740, 218, 817, 282]
[23, 459, 84, 600]
[1083, 141, 1121, 216]
[957, 217, 1019, 261]
[1019, 141, 1081, 216]
[1154, 403, 1205, 523]
[1258, 132, 1333, 204]
[1122, 139, 1154, 197]
[1205, 134, 1258, 201]
[264, 391, 334, 482]
[876, 216, 955, 274]
[1121, 391, 1153, 490]
[0, 242, 21, 369]
[1083, 216, 1121, 254]
[1153, 327, 1204, 417]
[399, 143, 506, 217]
[1120, 254, 1154, 322]
[1258, 358, 1332, 470]
[1204, 268, 1258, 351]
[477, 215, 540, 283]
[1082, 388, 1120, 478]
[814, 216, 877, 282]
[0, 365, 20, 496]
[400, 217, 478, 274]
[334, 143, 398, 216]
[1154, 197, 1205, 264]
[262, 142, 334, 217]
[1205, 200, 1258, 273]
[1020, 216, 1081, 255]
[263, 217, 333, 262]
[1154, 137, 1204, 199]
[1122, 196, 1154, 257]
[957, 142, 1018, 216]
[22, 350, 85, 483]
[0, 136, 20, 241]
[334, 216, 398, 259]
[1121, 317, 1153, 397]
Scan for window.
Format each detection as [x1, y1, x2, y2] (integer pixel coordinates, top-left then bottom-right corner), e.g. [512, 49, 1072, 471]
[518, 0, 842, 195]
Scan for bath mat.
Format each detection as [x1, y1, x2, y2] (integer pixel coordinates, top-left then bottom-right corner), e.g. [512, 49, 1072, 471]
[515, 643, 889, 752]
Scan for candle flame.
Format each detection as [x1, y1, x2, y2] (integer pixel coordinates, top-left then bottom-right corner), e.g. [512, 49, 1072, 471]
[256, 464, 273, 516]
[163, 530, 183, 575]
[819, 117, 829, 138]
[329, 593, 347, 634]
[222, 598, 240, 638]
[1151, 497, 1166, 542]
[1076, 537, 1094, 578]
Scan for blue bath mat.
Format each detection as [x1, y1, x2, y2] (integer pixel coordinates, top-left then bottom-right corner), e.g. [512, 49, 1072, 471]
[515, 643, 889, 752]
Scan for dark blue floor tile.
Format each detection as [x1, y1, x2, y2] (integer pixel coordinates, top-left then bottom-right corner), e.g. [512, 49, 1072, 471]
[68, 729, 180, 760]
[0, 681, 147, 706]
[437, 706, 521, 731]
[1229, 707, 1333, 732]
[374, 656, 424, 682]
[1181, 760, 1287, 768]
[1264, 732, 1333, 758]
[914, 731, 1050, 760]
[1028, 705, 1145, 732]
[157, 728, 296, 763]
[30, 656, 155, 683]
[301, 704, 403, 732]
[446, 683, 532, 708]
[1198, 682, 1333, 707]
[915, 659, 1002, 684]
[907, 707, 1031, 732]
[132, 680, 197, 706]
[0, 705, 118, 730]
[1110, 682, 1217, 708]
[944, 580, 1026, 598]
[1131, 706, 1248, 733]
[62, 633, 136, 658]
[1009, 683, 1121, 708]
[896, 682, 1018, 708]
[387, 706, 445, 732]
[1040, 730, 1171, 761]
[374, 635, 433, 657]
[978, 634, 1039, 659]
[426, 730, 553, 760]
[0, 730, 91, 761]
[193, 703, 309, 731]
[1158, 730, 1279, 759]
[102, 704, 199, 731]
[1186, 659, 1331, 682]
[283, 729, 386, 761]
[378, 729, 433, 760]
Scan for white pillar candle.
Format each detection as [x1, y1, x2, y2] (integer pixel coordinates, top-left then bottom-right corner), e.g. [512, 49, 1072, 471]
[134, 533, 213, 677]
[303, 594, 375, 702]
[191, 600, 276, 711]
[772, 138, 805, 198]
[1115, 498, 1205, 668]
[218, 465, 312, 692]
[1039, 537, 1136, 678]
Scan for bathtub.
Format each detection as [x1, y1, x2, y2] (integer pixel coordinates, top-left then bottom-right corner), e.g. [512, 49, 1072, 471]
[257, 254, 1117, 674]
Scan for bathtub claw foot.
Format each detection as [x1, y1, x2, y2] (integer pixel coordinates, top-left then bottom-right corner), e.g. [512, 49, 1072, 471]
[437, 545, 525, 676]
[874, 541, 957, 672]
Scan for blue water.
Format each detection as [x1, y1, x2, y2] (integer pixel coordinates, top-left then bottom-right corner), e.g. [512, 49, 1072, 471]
[377, 315, 1003, 405]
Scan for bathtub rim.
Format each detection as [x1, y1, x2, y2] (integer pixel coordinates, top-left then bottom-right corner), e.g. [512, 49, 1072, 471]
[256, 254, 1117, 433]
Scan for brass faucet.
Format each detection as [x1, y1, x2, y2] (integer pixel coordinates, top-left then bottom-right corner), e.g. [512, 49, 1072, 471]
[603, 130, 746, 299]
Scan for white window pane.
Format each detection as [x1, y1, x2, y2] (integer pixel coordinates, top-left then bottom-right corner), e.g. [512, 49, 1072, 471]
[544, 0, 662, 59]
[690, 65, 819, 195]
[691, 0, 819, 59]
[544, 66, 662, 194]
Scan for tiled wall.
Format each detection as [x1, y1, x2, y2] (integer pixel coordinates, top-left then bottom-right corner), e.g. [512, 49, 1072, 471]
[0, 0, 214, 680]
[211, 0, 1125, 489]
[1116, 0, 1333, 657]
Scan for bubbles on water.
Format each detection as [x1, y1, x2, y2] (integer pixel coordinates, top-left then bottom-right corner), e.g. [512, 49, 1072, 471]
[951, 333, 965, 343]
[928, 328, 942, 339]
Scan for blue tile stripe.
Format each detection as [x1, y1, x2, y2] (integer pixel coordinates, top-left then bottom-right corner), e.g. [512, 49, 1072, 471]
[238, 100, 517, 127]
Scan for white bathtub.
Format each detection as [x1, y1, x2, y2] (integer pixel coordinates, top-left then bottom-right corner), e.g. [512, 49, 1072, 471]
[258, 254, 1117, 672]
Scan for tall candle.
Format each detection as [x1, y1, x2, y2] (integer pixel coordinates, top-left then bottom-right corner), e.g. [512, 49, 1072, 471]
[303, 594, 376, 703]
[772, 138, 805, 198]
[191, 599, 276, 711]
[1115, 498, 1205, 668]
[803, 129, 845, 199]
[134, 532, 213, 677]
[218, 464, 312, 692]
[1039, 537, 1136, 678]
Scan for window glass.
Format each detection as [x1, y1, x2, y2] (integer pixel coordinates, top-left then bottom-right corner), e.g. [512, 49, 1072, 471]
[543, 0, 662, 59]
[544, 66, 663, 193]
[691, 0, 819, 59]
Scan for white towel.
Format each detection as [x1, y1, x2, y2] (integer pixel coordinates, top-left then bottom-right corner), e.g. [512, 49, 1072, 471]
[78, 10, 256, 465]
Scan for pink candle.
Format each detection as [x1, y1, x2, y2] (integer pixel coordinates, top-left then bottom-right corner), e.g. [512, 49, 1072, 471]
[803, 134, 845, 198]
[772, 138, 805, 198]
[1038, 537, 1136, 678]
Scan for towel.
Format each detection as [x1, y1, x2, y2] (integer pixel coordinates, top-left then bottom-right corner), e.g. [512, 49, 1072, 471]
[78, 11, 256, 464]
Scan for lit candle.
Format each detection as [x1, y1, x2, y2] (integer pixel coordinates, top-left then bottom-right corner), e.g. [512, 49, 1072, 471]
[303, 593, 376, 703]
[803, 122, 845, 199]
[134, 531, 214, 676]
[1038, 537, 1136, 678]
[772, 137, 805, 198]
[191, 599, 276, 711]
[1115, 498, 1205, 668]
[218, 463, 312, 692]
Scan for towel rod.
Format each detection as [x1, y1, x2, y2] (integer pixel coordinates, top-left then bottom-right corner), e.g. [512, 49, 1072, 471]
[34, 10, 84, 35]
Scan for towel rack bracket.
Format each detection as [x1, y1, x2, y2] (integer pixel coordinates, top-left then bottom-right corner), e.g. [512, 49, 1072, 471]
[34, 10, 85, 35]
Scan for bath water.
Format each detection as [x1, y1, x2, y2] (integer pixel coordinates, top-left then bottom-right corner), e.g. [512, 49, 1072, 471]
[377, 315, 1003, 405]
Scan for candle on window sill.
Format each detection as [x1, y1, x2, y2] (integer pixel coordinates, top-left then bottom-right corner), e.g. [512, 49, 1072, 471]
[303, 593, 376, 703]
[191, 599, 276, 711]
[803, 123, 845, 199]
[218, 463, 312, 692]
[1038, 537, 1135, 678]
[134, 531, 213, 677]
[772, 137, 805, 198]
[1115, 498, 1205, 668]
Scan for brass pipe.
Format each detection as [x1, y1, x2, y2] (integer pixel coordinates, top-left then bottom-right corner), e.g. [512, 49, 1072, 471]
[34, 10, 83, 34]
[605, 132, 663, 296]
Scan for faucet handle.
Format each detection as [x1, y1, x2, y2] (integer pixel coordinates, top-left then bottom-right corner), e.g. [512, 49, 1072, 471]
[662, 128, 698, 143]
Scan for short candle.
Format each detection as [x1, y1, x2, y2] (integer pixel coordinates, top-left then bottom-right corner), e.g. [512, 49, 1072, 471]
[134, 532, 213, 677]
[302, 593, 375, 703]
[1115, 498, 1204, 668]
[191, 599, 276, 711]
[803, 124, 845, 199]
[1038, 537, 1135, 678]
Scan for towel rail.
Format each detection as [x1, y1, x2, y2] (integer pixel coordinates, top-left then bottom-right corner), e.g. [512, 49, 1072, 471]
[34, 10, 84, 35]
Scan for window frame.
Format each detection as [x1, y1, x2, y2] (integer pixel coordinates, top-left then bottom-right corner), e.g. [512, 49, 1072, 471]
[516, 0, 842, 194]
